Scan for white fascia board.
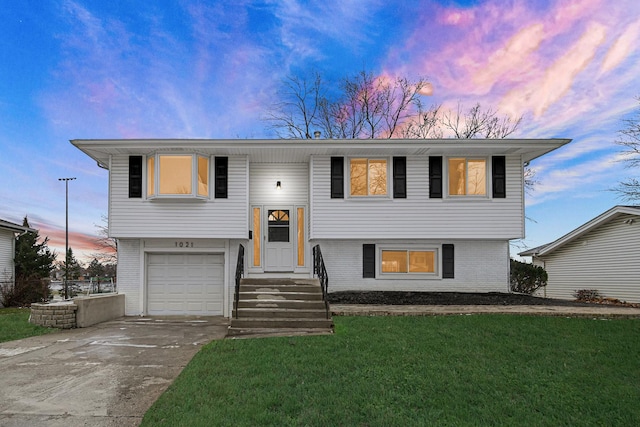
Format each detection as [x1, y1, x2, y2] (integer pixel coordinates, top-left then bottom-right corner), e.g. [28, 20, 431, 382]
[71, 138, 571, 168]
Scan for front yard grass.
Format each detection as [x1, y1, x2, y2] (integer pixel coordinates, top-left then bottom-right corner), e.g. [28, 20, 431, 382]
[0, 307, 55, 343]
[142, 315, 640, 426]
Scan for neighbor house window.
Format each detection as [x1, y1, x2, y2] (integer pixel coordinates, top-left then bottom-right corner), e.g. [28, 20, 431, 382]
[350, 158, 387, 196]
[381, 250, 436, 274]
[448, 158, 486, 196]
[147, 154, 210, 198]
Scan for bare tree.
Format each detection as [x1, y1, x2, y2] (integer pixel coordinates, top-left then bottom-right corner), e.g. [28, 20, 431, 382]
[614, 98, 640, 202]
[266, 69, 531, 189]
[92, 214, 117, 265]
[266, 70, 432, 139]
[439, 102, 522, 139]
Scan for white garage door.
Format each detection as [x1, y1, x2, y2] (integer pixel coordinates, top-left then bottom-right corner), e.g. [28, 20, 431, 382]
[147, 253, 224, 315]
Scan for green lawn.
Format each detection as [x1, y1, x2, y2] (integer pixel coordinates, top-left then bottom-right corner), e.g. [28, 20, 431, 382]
[0, 307, 56, 343]
[142, 315, 640, 427]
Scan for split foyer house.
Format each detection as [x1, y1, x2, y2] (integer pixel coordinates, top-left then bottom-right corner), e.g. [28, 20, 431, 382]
[520, 205, 640, 303]
[72, 138, 569, 317]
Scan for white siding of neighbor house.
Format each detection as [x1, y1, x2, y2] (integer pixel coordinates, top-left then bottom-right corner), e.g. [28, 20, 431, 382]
[310, 155, 524, 240]
[536, 213, 640, 303]
[109, 155, 248, 239]
[0, 229, 15, 285]
[249, 163, 309, 205]
[317, 239, 509, 293]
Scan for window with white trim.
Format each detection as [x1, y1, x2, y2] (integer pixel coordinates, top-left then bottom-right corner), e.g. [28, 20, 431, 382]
[381, 249, 437, 274]
[146, 154, 210, 199]
[448, 158, 486, 196]
[349, 158, 388, 196]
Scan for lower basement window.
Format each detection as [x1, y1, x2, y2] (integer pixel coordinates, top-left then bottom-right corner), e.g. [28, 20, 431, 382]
[381, 249, 436, 274]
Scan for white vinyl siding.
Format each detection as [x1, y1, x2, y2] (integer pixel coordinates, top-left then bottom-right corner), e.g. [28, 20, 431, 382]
[109, 155, 248, 238]
[147, 253, 224, 315]
[0, 229, 15, 285]
[310, 155, 524, 240]
[318, 239, 509, 293]
[116, 239, 142, 315]
[537, 213, 640, 303]
[250, 163, 308, 205]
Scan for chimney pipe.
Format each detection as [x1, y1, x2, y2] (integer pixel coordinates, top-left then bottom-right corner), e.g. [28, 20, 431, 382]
[314, 131, 321, 139]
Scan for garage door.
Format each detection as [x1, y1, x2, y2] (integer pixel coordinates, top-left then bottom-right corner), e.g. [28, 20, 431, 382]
[147, 253, 224, 315]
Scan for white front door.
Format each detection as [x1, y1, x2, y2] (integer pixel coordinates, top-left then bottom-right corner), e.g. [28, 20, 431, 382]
[264, 207, 294, 272]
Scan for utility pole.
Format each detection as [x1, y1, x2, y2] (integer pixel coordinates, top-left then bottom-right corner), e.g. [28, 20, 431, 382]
[58, 177, 76, 299]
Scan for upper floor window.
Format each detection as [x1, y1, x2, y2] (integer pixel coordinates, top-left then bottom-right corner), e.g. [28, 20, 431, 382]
[350, 158, 387, 197]
[448, 158, 486, 196]
[146, 154, 209, 198]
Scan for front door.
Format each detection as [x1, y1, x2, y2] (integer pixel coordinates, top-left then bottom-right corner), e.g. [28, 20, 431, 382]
[264, 208, 294, 272]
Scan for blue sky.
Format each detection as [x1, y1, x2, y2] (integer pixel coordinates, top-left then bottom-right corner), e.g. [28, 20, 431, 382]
[1, 0, 639, 262]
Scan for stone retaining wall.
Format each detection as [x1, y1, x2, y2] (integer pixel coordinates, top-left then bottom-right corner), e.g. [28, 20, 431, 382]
[29, 302, 77, 329]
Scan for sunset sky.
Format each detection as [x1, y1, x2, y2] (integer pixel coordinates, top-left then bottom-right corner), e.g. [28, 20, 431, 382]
[1, 0, 639, 263]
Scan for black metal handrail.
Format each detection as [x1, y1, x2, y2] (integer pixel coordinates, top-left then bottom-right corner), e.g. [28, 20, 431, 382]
[312, 245, 330, 319]
[234, 244, 245, 319]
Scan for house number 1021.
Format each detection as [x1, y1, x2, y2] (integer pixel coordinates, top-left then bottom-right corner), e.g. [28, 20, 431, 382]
[175, 241, 194, 248]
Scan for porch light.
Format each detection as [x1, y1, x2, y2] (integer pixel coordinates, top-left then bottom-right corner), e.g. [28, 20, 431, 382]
[276, 181, 282, 191]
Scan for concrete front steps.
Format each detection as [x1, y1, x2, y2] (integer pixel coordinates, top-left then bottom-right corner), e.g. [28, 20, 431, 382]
[228, 278, 333, 337]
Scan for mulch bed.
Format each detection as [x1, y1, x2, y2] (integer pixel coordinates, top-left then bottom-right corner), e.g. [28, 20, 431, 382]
[327, 291, 607, 307]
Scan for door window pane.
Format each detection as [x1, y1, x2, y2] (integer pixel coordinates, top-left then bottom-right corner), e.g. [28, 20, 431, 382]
[268, 210, 290, 242]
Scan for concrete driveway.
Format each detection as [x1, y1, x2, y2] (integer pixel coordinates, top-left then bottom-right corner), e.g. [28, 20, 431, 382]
[0, 316, 228, 427]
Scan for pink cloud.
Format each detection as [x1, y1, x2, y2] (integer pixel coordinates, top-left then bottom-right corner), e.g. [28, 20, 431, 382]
[600, 19, 640, 74]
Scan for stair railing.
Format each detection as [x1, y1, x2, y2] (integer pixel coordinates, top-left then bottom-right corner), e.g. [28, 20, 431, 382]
[234, 244, 245, 319]
[312, 245, 330, 319]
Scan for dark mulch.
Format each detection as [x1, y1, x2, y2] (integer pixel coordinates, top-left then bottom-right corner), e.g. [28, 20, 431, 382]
[328, 291, 599, 307]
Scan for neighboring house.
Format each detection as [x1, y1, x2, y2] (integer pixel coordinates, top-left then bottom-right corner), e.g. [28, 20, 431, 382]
[0, 219, 34, 291]
[72, 138, 569, 317]
[520, 205, 640, 303]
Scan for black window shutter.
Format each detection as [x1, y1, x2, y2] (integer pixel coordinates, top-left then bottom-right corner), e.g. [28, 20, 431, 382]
[442, 244, 454, 279]
[331, 157, 344, 199]
[393, 157, 407, 199]
[214, 157, 228, 199]
[128, 156, 142, 198]
[429, 156, 443, 199]
[363, 244, 376, 278]
[492, 156, 506, 198]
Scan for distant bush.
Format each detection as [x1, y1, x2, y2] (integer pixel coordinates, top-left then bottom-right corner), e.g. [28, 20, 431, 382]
[510, 259, 547, 294]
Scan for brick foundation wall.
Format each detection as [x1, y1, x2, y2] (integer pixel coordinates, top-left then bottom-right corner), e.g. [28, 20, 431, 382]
[30, 302, 77, 329]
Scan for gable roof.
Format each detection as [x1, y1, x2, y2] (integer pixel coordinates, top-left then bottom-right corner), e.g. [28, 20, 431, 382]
[0, 218, 35, 234]
[71, 138, 571, 168]
[519, 205, 640, 257]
